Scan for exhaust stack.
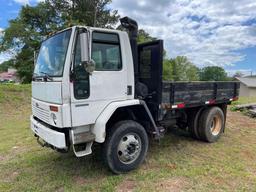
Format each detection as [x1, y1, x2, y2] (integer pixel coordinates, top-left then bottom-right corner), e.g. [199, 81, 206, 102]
[120, 17, 139, 82]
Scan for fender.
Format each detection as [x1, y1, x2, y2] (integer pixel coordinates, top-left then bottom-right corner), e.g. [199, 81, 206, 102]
[92, 99, 140, 143]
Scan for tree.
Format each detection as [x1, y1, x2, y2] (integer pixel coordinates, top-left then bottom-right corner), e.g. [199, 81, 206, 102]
[163, 56, 199, 81]
[199, 66, 228, 81]
[116, 25, 157, 43]
[0, 0, 119, 83]
[233, 71, 244, 78]
[15, 47, 35, 83]
[163, 59, 173, 81]
[47, 0, 119, 28]
[137, 29, 156, 43]
[0, 60, 14, 72]
[0, 2, 64, 83]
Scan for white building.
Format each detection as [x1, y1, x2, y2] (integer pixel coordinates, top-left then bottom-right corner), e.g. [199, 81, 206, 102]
[236, 77, 256, 97]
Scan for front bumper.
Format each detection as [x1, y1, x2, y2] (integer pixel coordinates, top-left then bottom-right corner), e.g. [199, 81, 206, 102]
[30, 116, 67, 149]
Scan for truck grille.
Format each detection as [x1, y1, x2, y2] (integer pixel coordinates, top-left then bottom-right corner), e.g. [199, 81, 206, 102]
[32, 104, 50, 124]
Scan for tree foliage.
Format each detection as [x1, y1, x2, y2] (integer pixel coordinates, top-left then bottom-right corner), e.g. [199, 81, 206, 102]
[0, 0, 119, 83]
[163, 56, 199, 81]
[0, 59, 14, 72]
[233, 71, 244, 78]
[47, 0, 119, 28]
[199, 66, 228, 81]
[137, 29, 156, 43]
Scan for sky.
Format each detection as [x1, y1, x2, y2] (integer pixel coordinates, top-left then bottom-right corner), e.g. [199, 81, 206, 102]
[0, 0, 256, 76]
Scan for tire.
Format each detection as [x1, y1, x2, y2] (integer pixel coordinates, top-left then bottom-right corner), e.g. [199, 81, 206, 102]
[188, 108, 204, 139]
[198, 107, 224, 142]
[103, 120, 149, 174]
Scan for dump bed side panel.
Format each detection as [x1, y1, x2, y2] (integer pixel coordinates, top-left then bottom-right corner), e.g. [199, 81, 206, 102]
[162, 81, 240, 107]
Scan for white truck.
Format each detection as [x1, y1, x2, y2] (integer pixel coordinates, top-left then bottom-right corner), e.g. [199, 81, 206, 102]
[31, 17, 240, 174]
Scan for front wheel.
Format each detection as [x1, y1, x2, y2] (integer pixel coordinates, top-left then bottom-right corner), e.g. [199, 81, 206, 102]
[103, 120, 149, 174]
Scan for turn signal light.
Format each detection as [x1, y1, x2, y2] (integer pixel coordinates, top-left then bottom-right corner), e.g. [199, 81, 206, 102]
[50, 105, 58, 112]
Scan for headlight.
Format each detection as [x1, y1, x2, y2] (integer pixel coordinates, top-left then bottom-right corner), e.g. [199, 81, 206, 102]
[51, 113, 57, 125]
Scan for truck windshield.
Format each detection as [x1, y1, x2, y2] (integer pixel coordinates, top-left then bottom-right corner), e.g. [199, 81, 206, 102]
[34, 29, 72, 77]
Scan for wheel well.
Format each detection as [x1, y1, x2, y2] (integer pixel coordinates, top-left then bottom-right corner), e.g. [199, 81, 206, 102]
[106, 105, 153, 133]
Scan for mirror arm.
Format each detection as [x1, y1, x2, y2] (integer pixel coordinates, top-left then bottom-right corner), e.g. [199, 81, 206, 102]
[70, 69, 75, 82]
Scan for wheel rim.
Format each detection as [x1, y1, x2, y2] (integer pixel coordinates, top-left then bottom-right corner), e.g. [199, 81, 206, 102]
[210, 114, 222, 136]
[117, 133, 142, 164]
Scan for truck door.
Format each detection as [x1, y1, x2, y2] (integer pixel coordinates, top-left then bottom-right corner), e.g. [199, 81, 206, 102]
[70, 30, 127, 127]
[138, 40, 163, 120]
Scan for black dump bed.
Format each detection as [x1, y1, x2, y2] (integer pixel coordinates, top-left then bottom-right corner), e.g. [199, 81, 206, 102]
[162, 81, 240, 108]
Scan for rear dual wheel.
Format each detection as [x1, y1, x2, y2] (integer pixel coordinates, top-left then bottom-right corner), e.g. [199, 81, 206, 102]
[189, 106, 224, 142]
[198, 107, 224, 142]
[188, 108, 203, 139]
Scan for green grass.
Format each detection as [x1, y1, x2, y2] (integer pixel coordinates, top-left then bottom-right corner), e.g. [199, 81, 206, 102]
[1, 84, 256, 191]
[231, 96, 256, 106]
[230, 96, 256, 112]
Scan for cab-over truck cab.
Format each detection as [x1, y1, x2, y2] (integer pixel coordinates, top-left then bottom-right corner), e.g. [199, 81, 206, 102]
[31, 17, 239, 174]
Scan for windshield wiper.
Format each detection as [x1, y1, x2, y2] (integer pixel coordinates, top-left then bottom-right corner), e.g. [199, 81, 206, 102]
[32, 72, 43, 81]
[39, 71, 53, 81]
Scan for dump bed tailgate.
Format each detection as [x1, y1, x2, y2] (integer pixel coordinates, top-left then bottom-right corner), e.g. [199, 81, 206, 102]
[162, 81, 240, 108]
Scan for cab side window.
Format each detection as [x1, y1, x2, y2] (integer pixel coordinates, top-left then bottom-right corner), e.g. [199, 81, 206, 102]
[73, 34, 90, 99]
[92, 32, 122, 71]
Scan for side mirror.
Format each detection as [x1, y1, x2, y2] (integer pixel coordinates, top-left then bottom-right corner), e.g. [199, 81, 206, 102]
[79, 32, 89, 62]
[79, 31, 95, 74]
[82, 60, 95, 74]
